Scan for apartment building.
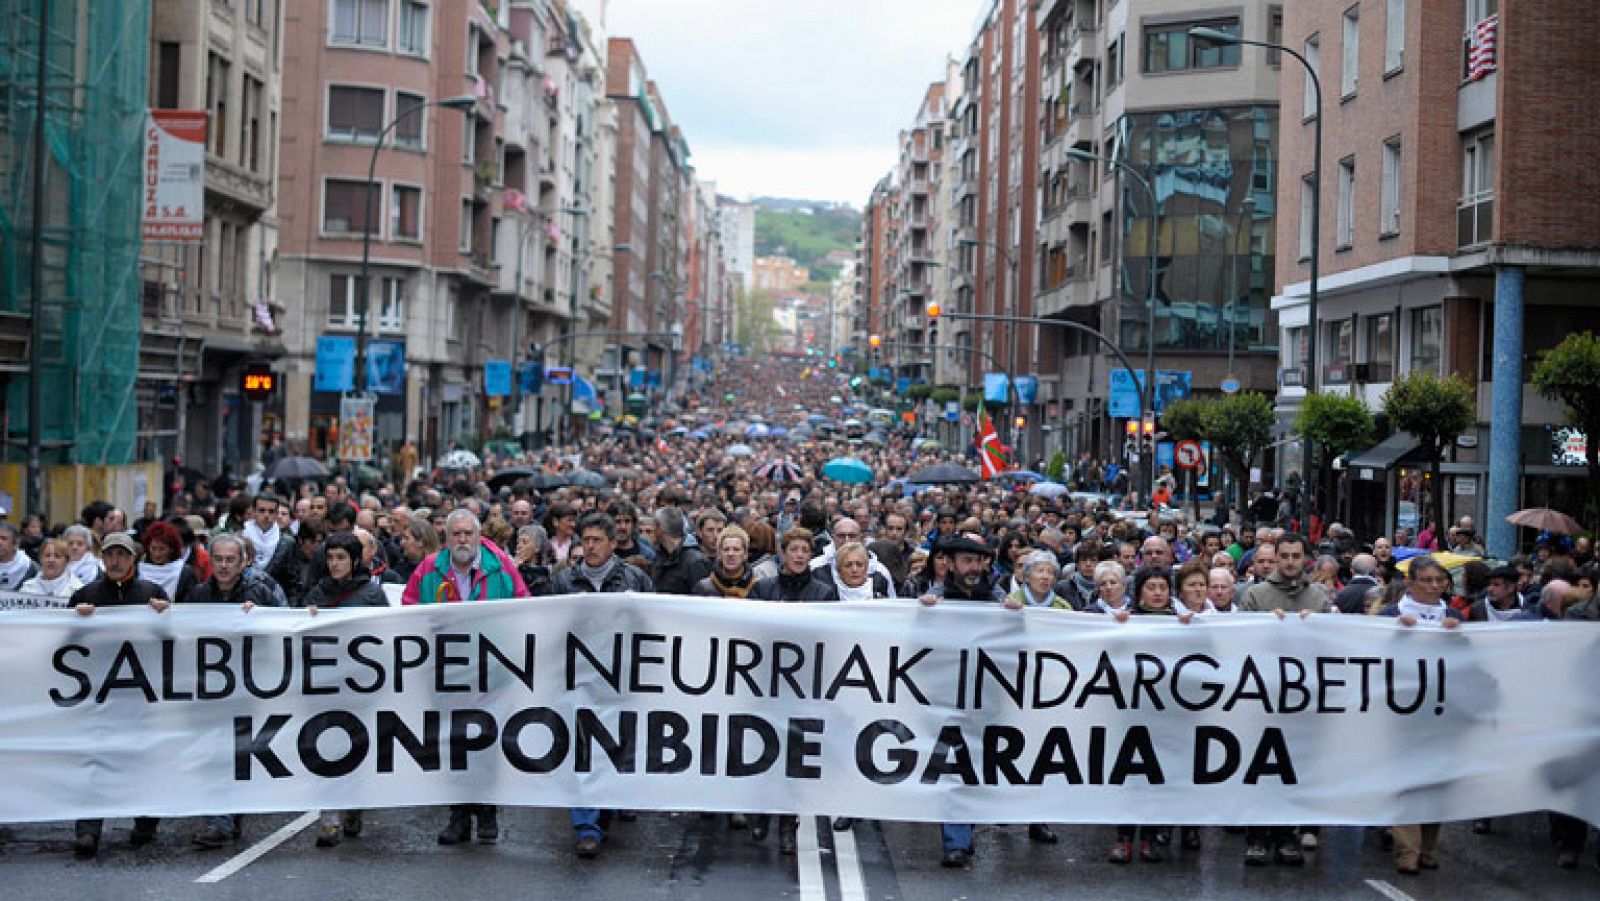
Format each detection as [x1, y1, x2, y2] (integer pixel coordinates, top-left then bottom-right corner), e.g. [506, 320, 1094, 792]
[753, 255, 811, 296]
[887, 82, 947, 385]
[1273, 0, 1600, 549]
[141, 0, 286, 472]
[1034, 0, 1282, 462]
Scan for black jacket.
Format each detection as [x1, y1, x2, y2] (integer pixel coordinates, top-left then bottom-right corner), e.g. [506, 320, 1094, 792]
[264, 537, 303, 602]
[750, 569, 836, 603]
[1334, 575, 1380, 615]
[186, 575, 282, 607]
[816, 568, 891, 599]
[550, 558, 655, 594]
[300, 575, 388, 608]
[70, 574, 168, 608]
[693, 567, 757, 598]
[942, 572, 1007, 603]
[518, 563, 555, 597]
[652, 543, 713, 596]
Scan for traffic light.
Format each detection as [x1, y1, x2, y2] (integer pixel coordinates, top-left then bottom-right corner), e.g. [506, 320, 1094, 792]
[522, 343, 546, 394]
[1014, 415, 1026, 430]
[827, 357, 837, 369]
[1141, 416, 1157, 452]
[869, 334, 881, 349]
[925, 302, 941, 348]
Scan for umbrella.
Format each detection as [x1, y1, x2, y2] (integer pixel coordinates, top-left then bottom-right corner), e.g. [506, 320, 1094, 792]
[353, 463, 385, 488]
[487, 468, 537, 492]
[861, 432, 886, 446]
[727, 444, 755, 458]
[841, 418, 865, 429]
[768, 426, 790, 438]
[806, 414, 831, 426]
[913, 437, 943, 451]
[565, 469, 610, 489]
[1029, 481, 1070, 498]
[440, 449, 482, 470]
[1507, 507, 1583, 535]
[264, 456, 329, 482]
[995, 470, 1044, 484]
[907, 463, 980, 485]
[527, 472, 569, 490]
[746, 423, 771, 438]
[665, 426, 689, 436]
[688, 428, 711, 440]
[754, 459, 805, 483]
[822, 457, 875, 484]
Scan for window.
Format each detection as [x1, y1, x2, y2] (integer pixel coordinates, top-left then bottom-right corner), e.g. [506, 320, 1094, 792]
[323, 179, 379, 236]
[398, 0, 428, 56]
[394, 92, 425, 149]
[207, 53, 230, 157]
[243, 75, 263, 172]
[247, 0, 266, 27]
[490, 217, 502, 264]
[1298, 175, 1315, 260]
[1462, 0, 1498, 78]
[391, 184, 421, 241]
[332, 0, 388, 48]
[1341, 7, 1360, 98]
[1324, 318, 1354, 382]
[1336, 156, 1355, 249]
[327, 85, 384, 142]
[327, 274, 365, 328]
[1459, 129, 1494, 246]
[461, 112, 476, 163]
[156, 43, 181, 109]
[1380, 137, 1402, 236]
[1143, 19, 1240, 73]
[1285, 325, 1309, 379]
[1303, 36, 1321, 118]
[1106, 34, 1124, 87]
[459, 199, 473, 251]
[379, 277, 405, 332]
[1367, 313, 1394, 382]
[1411, 305, 1442, 373]
[1267, 7, 1283, 67]
[466, 23, 480, 77]
[1385, 0, 1405, 73]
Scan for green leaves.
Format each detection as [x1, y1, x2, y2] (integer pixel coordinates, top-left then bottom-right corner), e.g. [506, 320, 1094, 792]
[1533, 332, 1600, 429]
[1381, 371, 1475, 453]
[1295, 393, 1375, 460]
[1203, 393, 1276, 473]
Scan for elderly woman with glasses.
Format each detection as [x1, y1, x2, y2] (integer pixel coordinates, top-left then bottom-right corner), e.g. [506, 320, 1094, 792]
[1004, 549, 1077, 610]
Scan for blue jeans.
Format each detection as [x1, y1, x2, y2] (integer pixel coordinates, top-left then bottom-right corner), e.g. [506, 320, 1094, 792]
[571, 808, 605, 841]
[941, 823, 972, 853]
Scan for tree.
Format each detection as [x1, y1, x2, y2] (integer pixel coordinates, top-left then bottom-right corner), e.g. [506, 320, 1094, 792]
[1295, 393, 1376, 524]
[1200, 393, 1275, 523]
[734, 287, 782, 352]
[1532, 332, 1600, 528]
[1045, 450, 1068, 482]
[1382, 371, 1475, 540]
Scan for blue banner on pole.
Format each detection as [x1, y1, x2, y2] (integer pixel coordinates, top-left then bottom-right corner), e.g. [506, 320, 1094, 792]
[1109, 369, 1194, 417]
[314, 336, 356, 393]
[484, 360, 512, 397]
[629, 366, 646, 388]
[983, 372, 1010, 404]
[1014, 375, 1039, 405]
[518, 361, 543, 396]
[366, 340, 407, 395]
[895, 377, 912, 395]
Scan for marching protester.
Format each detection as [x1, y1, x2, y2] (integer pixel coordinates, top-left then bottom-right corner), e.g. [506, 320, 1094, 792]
[20, 539, 84, 599]
[60, 525, 102, 586]
[0, 521, 39, 590]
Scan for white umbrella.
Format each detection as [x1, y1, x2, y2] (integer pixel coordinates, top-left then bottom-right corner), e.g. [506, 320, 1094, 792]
[440, 449, 482, 470]
[727, 444, 755, 457]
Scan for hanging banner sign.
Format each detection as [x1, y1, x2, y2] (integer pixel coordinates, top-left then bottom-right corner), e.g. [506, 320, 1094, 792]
[142, 110, 207, 242]
[2, 598, 1598, 826]
[337, 395, 375, 462]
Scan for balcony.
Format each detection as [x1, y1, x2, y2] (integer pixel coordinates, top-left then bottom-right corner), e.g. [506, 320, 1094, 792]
[1035, 272, 1094, 318]
[1065, 102, 1096, 147]
[1068, 25, 1098, 70]
[205, 157, 272, 215]
[908, 176, 930, 196]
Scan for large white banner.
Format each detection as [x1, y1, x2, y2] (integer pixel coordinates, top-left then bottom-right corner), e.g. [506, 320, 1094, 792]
[142, 110, 207, 242]
[3, 595, 1598, 826]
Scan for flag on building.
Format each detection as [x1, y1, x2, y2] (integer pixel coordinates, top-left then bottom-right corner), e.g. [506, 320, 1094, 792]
[503, 188, 528, 213]
[1467, 15, 1498, 82]
[976, 403, 1009, 479]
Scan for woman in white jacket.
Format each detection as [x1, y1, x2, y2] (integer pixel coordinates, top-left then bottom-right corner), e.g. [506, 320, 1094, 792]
[61, 525, 102, 585]
[21, 539, 85, 598]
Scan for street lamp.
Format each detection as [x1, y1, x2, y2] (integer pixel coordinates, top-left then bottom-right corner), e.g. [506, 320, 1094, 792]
[1067, 147, 1161, 499]
[1191, 24, 1322, 500]
[355, 94, 477, 398]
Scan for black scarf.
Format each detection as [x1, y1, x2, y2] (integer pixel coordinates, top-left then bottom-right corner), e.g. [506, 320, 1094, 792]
[710, 566, 753, 598]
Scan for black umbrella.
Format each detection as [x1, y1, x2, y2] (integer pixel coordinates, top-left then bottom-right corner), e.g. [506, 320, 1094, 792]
[265, 456, 329, 482]
[487, 468, 536, 492]
[527, 472, 569, 490]
[565, 469, 611, 489]
[907, 462, 980, 485]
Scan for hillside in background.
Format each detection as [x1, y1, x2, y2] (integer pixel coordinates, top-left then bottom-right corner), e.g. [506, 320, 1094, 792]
[753, 200, 861, 282]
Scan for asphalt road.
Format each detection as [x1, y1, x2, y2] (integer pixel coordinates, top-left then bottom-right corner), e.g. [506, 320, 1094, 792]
[1, 809, 1595, 900]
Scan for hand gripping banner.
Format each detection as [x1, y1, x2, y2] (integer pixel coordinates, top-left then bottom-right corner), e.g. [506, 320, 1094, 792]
[3, 595, 1599, 826]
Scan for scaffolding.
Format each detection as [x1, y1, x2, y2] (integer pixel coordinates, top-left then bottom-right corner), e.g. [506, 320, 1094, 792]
[0, 0, 147, 466]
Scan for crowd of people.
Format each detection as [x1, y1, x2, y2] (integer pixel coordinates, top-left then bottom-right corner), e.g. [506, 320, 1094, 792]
[22, 355, 1598, 876]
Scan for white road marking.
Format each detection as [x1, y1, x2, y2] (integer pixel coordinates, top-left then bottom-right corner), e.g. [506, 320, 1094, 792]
[1365, 878, 1418, 901]
[796, 816, 827, 901]
[832, 822, 867, 901]
[194, 810, 319, 884]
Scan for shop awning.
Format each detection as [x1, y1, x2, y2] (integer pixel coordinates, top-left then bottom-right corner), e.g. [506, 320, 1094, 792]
[1346, 432, 1424, 478]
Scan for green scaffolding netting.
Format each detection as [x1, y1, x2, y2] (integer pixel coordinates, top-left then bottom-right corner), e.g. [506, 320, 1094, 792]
[0, 0, 147, 465]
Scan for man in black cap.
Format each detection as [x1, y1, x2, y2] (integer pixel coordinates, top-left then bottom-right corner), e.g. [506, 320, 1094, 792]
[918, 535, 1005, 606]
[1467, 565, 1534, 623]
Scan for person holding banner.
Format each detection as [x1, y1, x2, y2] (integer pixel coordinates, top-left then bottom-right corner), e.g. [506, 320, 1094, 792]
[692, 524, 757, 599]
[301, 531, 389, 848]
[68, 532, 171, 858]
[19, 539, 84, 599]
[1089, 560, 1132, 619]
[551, 513, 655, 858]
[748, 527, 836, 853]
[1376, 556, 1461, 874]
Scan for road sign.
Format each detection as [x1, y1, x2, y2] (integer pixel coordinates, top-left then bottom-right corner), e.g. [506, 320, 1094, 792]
[545, 366, 575, 386]
[1175, 439, 1204, 471]
[1221, 376, 1241, 395]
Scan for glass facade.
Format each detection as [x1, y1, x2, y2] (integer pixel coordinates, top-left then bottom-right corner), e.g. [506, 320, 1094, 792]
[1115, 106, 1279, 353]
